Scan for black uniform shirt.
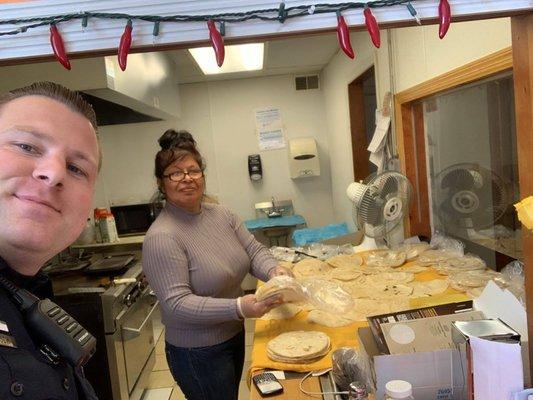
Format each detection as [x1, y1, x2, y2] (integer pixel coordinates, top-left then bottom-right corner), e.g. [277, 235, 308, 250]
[0, 257, 98, 400]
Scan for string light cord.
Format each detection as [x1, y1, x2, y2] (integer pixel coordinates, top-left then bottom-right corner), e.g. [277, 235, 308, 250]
[0, 1, 421, 36]
[0, 0, 452, 71]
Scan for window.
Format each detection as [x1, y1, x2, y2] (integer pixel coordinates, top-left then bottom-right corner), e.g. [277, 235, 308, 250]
[423, 73, 521, 263]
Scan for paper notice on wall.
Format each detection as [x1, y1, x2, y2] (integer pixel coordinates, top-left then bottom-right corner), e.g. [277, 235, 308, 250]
[255, 107, 285, 151]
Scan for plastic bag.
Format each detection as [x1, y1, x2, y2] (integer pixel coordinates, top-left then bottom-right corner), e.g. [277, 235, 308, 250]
[306, 243, 343, 260]
[331, 347, 374, 395]
[430, 231, 465, 255]
[269, 246, 299, 262]
[501, 260, 525, 305]
[255, 276, 307, 303]
[256, 276, 354, 315]
[300, 278, 354, 314]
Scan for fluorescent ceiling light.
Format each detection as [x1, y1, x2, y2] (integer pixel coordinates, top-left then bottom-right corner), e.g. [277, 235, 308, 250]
[189, 43, 264, 75]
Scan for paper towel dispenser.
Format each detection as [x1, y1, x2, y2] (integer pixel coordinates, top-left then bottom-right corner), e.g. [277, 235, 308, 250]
[288, 138, 320, 179]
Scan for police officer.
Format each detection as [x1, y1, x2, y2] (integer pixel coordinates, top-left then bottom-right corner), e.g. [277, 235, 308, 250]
[0, 82, 100, 399]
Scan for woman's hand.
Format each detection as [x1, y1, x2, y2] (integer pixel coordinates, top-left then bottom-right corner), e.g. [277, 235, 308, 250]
[238, 294, 282, 318]
[269, 265, 294, 278]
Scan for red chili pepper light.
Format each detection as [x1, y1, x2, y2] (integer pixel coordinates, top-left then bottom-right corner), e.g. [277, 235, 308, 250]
[336, 11, 355, 59]
[118, 20, 133, 71]
[207, 20, 225, 67]
[364, 6, 381, 48]
[50, 24, 71, 70]
[438, 0, 452, 39]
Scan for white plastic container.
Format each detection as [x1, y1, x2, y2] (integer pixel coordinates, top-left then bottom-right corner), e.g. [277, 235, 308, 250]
[76, 218, 96, 244]
[384, 380, 414, 399]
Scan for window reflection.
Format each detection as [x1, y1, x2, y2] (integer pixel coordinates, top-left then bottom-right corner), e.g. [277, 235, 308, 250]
[423, 73, 521, 263]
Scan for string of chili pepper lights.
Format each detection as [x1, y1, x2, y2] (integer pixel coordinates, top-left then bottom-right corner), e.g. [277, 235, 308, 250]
[0, 0, 452, 71]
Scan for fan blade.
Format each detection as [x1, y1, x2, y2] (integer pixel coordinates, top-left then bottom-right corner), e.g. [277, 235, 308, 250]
[440, 168, 476, 191]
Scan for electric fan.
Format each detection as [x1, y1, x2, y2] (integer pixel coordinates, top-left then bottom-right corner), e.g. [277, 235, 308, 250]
[434, 163, 510, 236]
[346, 171, 413, 252]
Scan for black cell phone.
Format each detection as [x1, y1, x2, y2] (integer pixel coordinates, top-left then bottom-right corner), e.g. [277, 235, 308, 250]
[252, 372, 283, 396]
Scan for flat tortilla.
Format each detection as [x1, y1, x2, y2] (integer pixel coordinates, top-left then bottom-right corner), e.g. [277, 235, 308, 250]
[293, 258, 331, 280]
[326, 254, 363, 268]
[261, 303, 302, 320]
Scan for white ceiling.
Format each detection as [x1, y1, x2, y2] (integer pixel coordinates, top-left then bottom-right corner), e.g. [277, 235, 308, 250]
[167, 33, 340, 84]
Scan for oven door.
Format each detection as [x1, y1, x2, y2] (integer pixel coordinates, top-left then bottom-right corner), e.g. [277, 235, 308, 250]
[118, 288, 159, 394]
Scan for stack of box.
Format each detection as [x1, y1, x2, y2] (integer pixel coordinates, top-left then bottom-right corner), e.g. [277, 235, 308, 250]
[358, 284, 526, 400]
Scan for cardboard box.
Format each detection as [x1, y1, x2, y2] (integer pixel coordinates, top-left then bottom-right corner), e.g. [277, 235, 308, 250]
[381, 311, 484, 355]
[358, 327, 466, 400]
[367, 301, 474, 354]
[357, 282, 528, 400]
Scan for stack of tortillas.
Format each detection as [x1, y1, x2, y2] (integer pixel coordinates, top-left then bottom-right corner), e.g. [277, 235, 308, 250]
[267, 331, 330, 364]
[255, 276, 306, 303]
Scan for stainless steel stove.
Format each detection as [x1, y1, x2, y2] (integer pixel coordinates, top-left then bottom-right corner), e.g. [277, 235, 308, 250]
[53, 260, 158, 400]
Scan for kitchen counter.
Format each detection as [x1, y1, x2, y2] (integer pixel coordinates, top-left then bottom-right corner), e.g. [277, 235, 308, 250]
[248, 265, 468, 399]
[70, 235, 145, 250]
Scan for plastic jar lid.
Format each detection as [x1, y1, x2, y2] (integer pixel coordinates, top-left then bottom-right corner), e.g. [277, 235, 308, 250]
[385, 380, 412, 398]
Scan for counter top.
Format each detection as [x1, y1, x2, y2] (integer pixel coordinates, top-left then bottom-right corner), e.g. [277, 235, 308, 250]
[248, 266, 468, 399]
[71, 235, 145, 250]
[244, 215, 306, 231]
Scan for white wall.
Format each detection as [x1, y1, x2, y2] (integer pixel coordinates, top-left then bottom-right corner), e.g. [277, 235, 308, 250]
[390, 18, 512, 92]
[321, 31, 376, 231]
[96, 74, 335, 227]
[321, 18, 512, 230]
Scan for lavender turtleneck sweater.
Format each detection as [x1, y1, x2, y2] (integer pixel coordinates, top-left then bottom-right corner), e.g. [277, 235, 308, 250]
[142, 201, 277, 347]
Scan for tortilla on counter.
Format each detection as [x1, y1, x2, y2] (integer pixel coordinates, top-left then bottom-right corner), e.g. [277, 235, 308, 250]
[326, 254, 363, 268]
[293, 258, 331, 280]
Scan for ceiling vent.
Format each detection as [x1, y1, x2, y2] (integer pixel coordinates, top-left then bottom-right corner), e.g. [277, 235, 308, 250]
[295, 74, 320, 91]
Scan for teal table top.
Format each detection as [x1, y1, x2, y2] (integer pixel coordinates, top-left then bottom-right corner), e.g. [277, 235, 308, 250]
[244, 214, 306, 231]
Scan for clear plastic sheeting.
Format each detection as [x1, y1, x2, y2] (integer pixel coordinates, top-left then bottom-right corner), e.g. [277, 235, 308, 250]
[269, 246, 299, 262]
[306, 243, 354, 260]
[256, 276, 354, 315]
[501, 260, 525, 306]
[429, 231, 465, 255]
[331, 347, 373, 395]
[301, 278, 355, 315]
[269, 243, 354, 262]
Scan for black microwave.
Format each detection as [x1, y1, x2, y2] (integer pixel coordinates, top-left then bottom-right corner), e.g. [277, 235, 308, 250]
[110, 203, 159, 237]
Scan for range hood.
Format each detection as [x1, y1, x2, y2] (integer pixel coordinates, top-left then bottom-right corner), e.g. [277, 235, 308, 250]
[81, 54, 180, 126]
[0, 52, 180, 126]
[80, 92, 162, 126]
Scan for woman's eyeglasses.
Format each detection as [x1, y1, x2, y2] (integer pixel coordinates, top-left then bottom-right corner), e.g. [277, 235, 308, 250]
[163, 169, 204, 182]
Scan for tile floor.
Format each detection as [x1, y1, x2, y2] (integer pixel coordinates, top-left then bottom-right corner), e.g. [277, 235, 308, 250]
[144, 318, 255, 400]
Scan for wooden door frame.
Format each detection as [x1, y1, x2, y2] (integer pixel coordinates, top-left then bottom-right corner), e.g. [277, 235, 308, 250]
[348, 66, 375, 182]
[394, 47, 513, 238]
[511, 13, 533, 383]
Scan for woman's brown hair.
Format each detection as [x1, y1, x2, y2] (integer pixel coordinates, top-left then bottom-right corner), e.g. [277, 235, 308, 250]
[154, 130, 204, 181]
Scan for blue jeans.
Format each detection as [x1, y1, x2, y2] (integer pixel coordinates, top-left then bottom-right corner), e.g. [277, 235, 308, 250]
[165, 330, 245, 400]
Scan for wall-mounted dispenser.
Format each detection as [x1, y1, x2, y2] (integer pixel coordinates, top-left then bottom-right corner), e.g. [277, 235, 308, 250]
[248, 154, 263, 181]
[288, 138, 320, 179]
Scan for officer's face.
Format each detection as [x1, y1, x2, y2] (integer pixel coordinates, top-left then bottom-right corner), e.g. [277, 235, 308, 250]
[0, 95, 99, 267]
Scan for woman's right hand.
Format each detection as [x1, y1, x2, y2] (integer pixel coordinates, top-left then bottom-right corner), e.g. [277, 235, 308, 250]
[238, 294, 282, 318]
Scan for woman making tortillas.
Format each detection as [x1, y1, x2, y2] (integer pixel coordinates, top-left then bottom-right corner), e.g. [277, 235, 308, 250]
[142, 129, 292, 400]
